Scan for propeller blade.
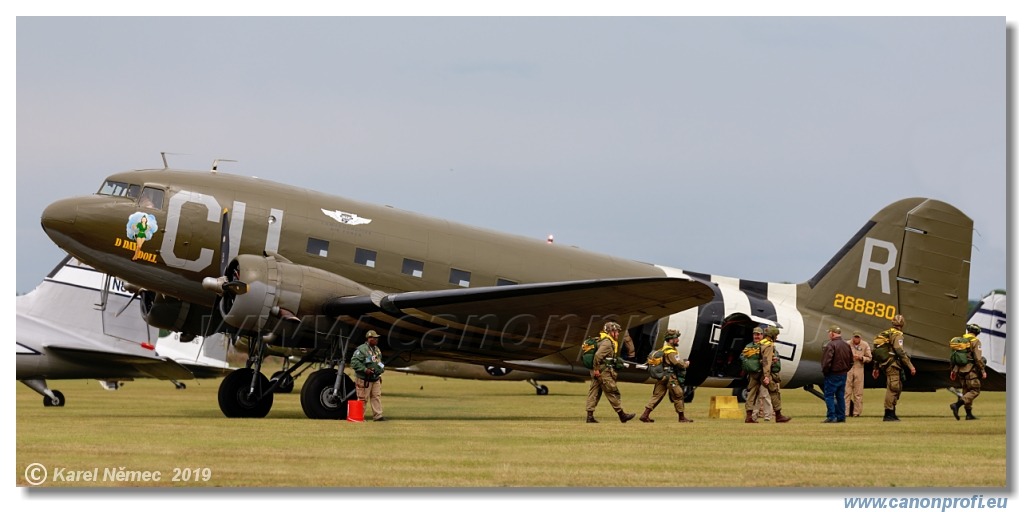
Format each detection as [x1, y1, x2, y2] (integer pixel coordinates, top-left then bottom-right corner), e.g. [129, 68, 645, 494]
[218, 207, 231, 276]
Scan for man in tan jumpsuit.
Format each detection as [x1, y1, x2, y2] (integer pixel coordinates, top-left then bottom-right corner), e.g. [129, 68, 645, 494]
[639, 329, 692, 423]
[871, 314, 916, 421]
[845, 331, 872, 417]
[585, 322, 636, 423]
[950, 323, 988, 420]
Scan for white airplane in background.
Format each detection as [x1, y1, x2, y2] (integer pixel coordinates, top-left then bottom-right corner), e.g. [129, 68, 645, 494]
[966, 290, 1007, 374]
[16, 255, 233, 406]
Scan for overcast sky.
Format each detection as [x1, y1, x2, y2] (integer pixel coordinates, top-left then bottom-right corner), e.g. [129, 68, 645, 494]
[15, 17, 1008, 301]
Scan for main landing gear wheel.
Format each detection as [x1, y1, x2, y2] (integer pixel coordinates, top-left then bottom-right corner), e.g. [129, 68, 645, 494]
[43, 390, 65, 407]
[733, 386, 749, 402]
[270, 371, 295, 394]
[218, 368, 274, 418]
[300, 369, 354, 420]
[683, 385, 695, 403]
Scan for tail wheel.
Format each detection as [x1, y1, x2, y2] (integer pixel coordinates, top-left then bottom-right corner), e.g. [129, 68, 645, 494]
[300, 369, 353, 420]
[218, 368, 274, 418]
[43, 390, 66, 407]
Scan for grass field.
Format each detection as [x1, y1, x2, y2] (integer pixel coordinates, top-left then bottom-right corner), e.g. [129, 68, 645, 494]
[15, 371, 1008, 488]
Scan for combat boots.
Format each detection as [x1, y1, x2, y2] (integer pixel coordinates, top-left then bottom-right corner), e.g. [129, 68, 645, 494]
[617, 409, 636, 423]
[950, 399, 964, 420]
[586, 411, 598, 423]
[745, 410, 757, 423]
[774, 410, 791, 423]
[678, 411, 693, 423]
[891, 406, 900, 421]
[883, 409, 899, 421]
[965, 407, 977, 420]
[639, 408, 654, 423]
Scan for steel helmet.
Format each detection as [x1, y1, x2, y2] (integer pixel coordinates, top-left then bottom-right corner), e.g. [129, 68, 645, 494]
[891, 314, 905, 328]
[603, 321, 622, 333]
[966, 323, 982, 335]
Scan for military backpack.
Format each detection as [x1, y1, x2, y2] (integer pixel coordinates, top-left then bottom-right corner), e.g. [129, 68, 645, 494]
[646, 348, 667, 379]
[581, 337, 600, 369]
[949, 337, 972, 367]
[872, 329, 896, 363]
[740, 343, 762, 373]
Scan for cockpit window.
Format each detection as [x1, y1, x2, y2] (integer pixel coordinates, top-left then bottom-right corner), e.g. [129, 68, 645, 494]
[139, 187, 165, 209]
[98, 180, 134, 197]
[127, 184, 141, 199]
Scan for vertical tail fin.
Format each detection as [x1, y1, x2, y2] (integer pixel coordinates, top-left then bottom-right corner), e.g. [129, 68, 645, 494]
[800, 198, 973, 351]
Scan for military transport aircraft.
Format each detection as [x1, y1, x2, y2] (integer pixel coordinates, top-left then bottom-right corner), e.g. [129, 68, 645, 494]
[17, 255, 233, 407]
[39, 162, 1000, 419]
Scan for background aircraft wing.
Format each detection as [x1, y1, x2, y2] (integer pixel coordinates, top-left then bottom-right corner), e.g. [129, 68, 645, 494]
[326, 277, 714, 363]
[42, 345, 197, 381]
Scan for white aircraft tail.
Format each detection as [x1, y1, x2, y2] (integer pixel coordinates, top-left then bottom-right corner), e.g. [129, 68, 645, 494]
[967, 290, 1007, 374]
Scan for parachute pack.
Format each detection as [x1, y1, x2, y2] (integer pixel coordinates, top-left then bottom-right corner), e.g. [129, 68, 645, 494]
[581, 337, 600, 369]
[646, 348, 666, 379]
[872, 329, 896, 363]
[740, 343, 761, 373]
[949, 337, 972, 367]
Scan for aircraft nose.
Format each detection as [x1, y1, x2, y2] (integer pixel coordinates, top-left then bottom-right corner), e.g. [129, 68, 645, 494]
[40, 197, 80, 234]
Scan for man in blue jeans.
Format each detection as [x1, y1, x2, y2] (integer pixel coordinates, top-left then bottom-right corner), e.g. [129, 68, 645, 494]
[821, 325, 854, 423]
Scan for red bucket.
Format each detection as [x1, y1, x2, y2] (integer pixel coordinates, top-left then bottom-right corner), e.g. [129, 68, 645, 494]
[346, 400, 365, 422]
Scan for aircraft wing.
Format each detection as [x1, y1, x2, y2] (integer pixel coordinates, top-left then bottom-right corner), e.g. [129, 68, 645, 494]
[43, 345, 197, 381]
[326, 276, 714, 363]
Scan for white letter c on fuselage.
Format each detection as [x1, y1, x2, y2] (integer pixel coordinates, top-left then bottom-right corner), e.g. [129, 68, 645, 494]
[160, 190, 219, 272]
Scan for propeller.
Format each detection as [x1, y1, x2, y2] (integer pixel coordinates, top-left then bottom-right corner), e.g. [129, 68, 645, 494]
[218, 207, 231, 277]
[202, 207, 249, 296]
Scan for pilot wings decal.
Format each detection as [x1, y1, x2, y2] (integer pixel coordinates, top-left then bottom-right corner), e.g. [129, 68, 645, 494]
[322, 208, 371, 225]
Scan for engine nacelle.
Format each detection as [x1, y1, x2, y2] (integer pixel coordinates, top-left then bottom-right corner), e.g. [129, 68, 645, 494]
[140, 291, 223, 338]
[219, 254, 373, 333]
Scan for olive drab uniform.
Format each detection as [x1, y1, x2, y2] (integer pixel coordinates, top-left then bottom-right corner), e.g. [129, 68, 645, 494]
[744, 329, 790, 423]
[639, 335, 692, 423]
[350, 334, 386, 421]
[950, 331, 987, 420]
[585, 326, 635, 423]
[873, 325, 915, 421]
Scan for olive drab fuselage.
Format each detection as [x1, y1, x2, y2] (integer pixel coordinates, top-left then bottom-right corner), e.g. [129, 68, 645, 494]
[41, 169, 1000, 398]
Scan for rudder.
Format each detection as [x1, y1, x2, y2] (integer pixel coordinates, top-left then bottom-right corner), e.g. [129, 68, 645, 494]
[801, 198, 973, 353]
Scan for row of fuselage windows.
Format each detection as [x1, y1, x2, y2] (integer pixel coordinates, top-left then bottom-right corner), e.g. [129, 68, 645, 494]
[307, 238, 518, 288]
